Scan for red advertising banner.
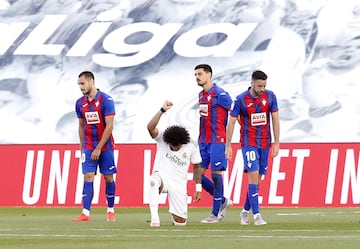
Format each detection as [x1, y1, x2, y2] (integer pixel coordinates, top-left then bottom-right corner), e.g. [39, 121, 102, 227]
[0, 143, 359, 207]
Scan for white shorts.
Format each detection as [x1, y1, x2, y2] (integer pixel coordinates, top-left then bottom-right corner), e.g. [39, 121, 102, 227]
[157, 173, 188, 219]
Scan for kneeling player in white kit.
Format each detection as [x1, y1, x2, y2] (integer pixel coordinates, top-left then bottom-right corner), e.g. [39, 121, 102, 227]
[147, 100, 203, 227]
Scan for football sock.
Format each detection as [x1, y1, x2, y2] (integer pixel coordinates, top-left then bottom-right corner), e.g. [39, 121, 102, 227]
[201, 175, 214, 196]
[248, 183, 259, 215]
[106, 181, 116, 208]
[149, 175, 161, 220]
[244, 192, 251, 211]
[82, 208, 90, 216]
[211, 173, 223, 216]
[83, 182, 94, 211]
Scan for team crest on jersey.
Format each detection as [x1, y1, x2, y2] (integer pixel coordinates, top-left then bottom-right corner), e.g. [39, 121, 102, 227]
[251, 112, 267, 126]
[262, 99, 267, 106]
[207, 95, 212, 101]
[95, 101, 100, 107]
[182, 152, 187, 158]
[85, 111, 100, 124]
[199, 104, 208, 116]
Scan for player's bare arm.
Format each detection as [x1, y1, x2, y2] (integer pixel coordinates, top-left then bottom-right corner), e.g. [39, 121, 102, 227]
[225, 116, 237, 160]
[78, 118, 85, 151]
[147, 100, 173, 138]
[91, 114, 114, 161]
[193, 163, 202, 202]
[271, 111, 280, 157]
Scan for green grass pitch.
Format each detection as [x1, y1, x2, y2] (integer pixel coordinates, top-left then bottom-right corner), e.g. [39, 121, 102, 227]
[0, 207, 359, 249]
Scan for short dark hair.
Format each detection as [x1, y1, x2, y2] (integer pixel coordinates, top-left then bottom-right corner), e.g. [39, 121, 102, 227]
[78, 71, 95, 81]
[251, 70, 267, 81]
[110, 77, 148, 92]
[194, 64, 213, 75]
[163, 125, 190, 146]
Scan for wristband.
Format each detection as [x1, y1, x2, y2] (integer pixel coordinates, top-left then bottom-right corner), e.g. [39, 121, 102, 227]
[160, 107, 166, 113]
[195, 183, 202, 192]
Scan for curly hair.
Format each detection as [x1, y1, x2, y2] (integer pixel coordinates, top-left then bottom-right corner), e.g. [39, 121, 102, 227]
[163, 125, 190, 145]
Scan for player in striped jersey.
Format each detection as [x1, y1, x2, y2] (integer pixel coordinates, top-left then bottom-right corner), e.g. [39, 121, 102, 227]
[226, 70, 280, 225]
[195, 64, 233, 223]
[72, 71, 117, 222]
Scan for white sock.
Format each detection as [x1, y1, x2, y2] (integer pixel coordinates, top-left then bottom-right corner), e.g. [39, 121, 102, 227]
[107, 207, 115, 213]
[82, 209, 90, 216]
[149, 175, 161, 221]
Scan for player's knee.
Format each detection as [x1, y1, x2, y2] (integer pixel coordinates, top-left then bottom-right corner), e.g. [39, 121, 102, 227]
[150, 174, 161, 188]
[211, 173, 223, 185]
[103, 174, 114, 183]
[172, 214, 187, 226]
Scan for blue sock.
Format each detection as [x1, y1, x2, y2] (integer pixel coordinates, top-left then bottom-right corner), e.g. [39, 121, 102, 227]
[211, 174, 223, 216]
[201, 175, 214, 196]
[248, 184, 259, 214]
[106, 181, 116, 208]
[83, 182, 94, 211]
[244, 193, 251, 211]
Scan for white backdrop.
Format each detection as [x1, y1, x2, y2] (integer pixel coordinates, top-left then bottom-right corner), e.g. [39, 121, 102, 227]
[0, 0, 359, 144]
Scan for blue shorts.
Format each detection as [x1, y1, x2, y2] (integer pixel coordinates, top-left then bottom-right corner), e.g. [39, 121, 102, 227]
[199, 143, 227, 171]
[81, 150, 117, 175]
[241, 146, 269, 175]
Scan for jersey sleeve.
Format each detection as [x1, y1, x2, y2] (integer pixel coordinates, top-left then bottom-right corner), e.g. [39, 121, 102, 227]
[230, 97, 241, 117]
[217, 91, 233, 110]
[190, 139, 202, 164]
[75, 98, 83, 118]
[154, 130, 164, 142]
[269, 91, 279, 112]
[103, 94, 116, 116]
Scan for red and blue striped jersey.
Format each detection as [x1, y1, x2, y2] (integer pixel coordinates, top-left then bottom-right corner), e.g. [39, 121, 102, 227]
[230, 87, 278, 148]
[198, 84, 232, 144]
[75, 90, 115, 151]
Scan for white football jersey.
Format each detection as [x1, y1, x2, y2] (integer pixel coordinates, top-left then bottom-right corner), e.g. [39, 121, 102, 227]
[152, 130, 202, 184]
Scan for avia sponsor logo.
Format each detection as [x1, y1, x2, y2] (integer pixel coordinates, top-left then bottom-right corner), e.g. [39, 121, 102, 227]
[0, 15, 258, 67]
[251, 112, 267, 126]
[85, 111, 100, 124]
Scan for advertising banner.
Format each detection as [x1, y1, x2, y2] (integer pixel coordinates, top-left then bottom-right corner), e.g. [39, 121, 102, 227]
[1, 143, 359, 207]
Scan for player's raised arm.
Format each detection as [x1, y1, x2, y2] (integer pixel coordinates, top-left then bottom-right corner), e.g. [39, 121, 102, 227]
[147, 100, 173, 138]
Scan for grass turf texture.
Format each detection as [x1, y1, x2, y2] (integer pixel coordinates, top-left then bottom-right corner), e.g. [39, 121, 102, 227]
[0, 207, 360, 249]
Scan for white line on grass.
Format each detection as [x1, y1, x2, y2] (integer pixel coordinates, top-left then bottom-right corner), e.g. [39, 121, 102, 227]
[277, 211, 360, 216]
[1, 233, 360, 240]
[1, 228, 360, 233]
